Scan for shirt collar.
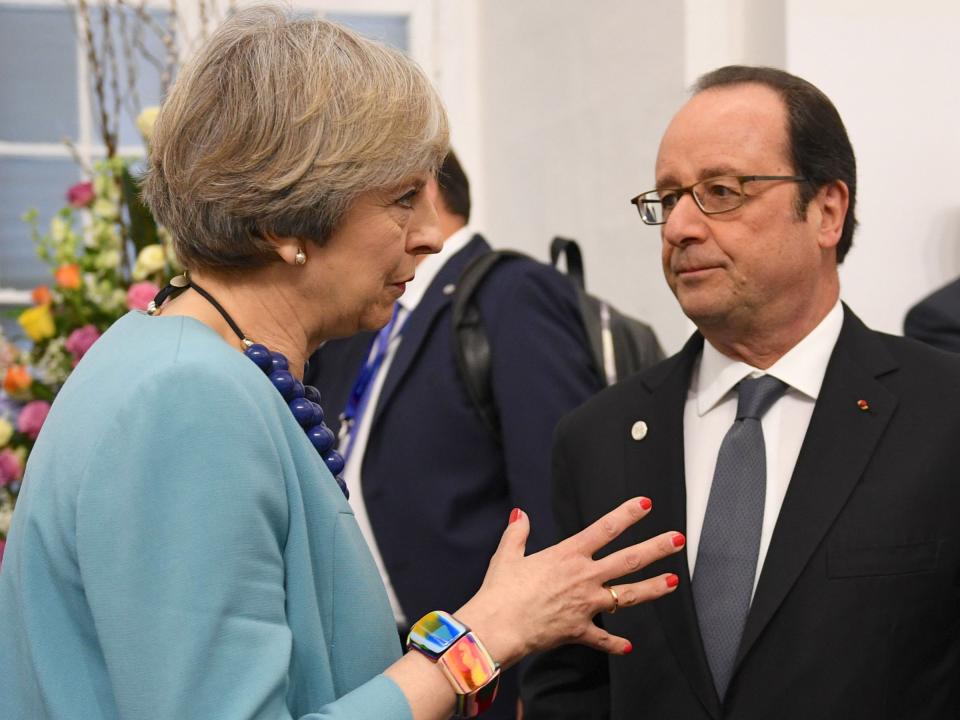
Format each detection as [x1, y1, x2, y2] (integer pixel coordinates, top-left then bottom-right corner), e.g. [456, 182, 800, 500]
[694, 299, 844, 415]
[398, 224, 474, 313]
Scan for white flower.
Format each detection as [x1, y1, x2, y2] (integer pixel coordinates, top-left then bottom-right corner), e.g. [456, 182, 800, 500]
[0, 501, 13, 535]
[95, 249, 121, 271]
[36, 337, 71, 386]
[92, 198, 118, 221]
[110, 288, 127, 311]
[93, 172, 120, 202]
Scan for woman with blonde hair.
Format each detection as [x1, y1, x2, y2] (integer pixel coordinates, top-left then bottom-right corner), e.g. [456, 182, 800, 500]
[0, 7, 683, 718]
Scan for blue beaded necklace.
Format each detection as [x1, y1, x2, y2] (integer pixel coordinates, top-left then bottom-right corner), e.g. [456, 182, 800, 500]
[149, 277, 348, 498]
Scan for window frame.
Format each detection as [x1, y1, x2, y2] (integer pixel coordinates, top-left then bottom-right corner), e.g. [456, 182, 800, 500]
[0, 0, 437, 303]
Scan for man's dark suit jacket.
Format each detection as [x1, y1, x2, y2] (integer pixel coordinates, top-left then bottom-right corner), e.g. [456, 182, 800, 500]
[904, 276, 960, 353]
[306, 234, 602, 718]
[523, 306, 960, 719]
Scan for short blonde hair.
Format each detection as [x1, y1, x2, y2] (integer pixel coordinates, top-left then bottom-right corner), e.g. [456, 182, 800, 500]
[142, 5, 449, 270]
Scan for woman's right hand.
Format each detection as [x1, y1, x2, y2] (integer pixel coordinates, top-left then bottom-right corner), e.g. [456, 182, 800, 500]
[455, 497, 684, 668]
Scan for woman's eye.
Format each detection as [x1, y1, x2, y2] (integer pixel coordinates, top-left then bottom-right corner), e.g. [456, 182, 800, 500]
[395, 187, 420, 208]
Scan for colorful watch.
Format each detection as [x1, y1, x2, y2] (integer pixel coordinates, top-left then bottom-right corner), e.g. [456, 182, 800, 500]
[406, 611, 501, 718]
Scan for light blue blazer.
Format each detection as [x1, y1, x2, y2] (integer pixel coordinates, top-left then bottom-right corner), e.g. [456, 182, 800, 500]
[0, 312, 412, 719]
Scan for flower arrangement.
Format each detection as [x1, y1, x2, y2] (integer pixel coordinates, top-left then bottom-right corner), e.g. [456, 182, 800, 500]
[0, 110, 179, 560]
[0, 0, 224, 561]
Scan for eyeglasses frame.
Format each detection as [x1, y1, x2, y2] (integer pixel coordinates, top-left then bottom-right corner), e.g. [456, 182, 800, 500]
[629, 175, 808, 225]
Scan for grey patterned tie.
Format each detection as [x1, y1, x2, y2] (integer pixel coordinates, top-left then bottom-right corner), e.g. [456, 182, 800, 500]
[692, 375, 788, 699]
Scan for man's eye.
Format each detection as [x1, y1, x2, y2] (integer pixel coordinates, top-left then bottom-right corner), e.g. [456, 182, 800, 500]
[660, 191, 679, 209]
[704, 180, 738, 198]
[395, 187, 420, 208]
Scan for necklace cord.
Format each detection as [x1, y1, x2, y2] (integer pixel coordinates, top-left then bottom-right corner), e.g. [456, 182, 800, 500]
[187, 281, 247, 344]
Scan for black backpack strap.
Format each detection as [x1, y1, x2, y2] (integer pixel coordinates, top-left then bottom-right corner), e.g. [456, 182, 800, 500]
[451, 249, 528, 438]
[549, 237, 609, 385]
[549, 236, 585, 290]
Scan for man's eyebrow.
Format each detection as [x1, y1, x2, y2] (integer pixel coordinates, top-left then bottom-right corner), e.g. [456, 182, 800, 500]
[655, 165, 742, 190]
[654, 173, 681, 189]
[699, 165, 740, 180]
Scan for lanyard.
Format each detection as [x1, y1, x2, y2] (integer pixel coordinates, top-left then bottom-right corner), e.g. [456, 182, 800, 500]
[338, 304, 406, 464]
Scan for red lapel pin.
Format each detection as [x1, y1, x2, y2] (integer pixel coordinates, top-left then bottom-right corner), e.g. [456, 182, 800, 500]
[857, 399, 869, 411]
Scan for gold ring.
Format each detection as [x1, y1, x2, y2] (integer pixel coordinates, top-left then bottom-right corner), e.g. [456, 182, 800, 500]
[606, 586, 619, 614]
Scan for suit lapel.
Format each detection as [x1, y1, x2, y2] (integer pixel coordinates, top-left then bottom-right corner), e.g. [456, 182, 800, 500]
[372, 235, 491, 426]
[734, 306, 899, 670]
[624, 334, 723, 719]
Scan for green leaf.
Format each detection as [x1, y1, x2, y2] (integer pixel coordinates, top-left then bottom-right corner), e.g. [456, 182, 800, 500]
[121, 166, 158, 254]
[27, 381, 55, 403]
[0, 306, 25, 320]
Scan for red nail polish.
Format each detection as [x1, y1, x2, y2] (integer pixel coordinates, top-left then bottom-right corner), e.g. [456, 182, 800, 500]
[639, 497, 652, 511]
[671, 533, 686, 548]
[623, 641, 633, 654]
[509, 508, 522, 524]
[666, 573, 679, 588]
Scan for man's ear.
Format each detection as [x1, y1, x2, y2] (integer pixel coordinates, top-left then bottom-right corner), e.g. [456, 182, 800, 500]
[815, 180, 850, 251]
[262, 230, 304, 266]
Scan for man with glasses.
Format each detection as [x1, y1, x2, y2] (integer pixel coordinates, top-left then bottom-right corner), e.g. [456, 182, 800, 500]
[522, 66, 960, 719]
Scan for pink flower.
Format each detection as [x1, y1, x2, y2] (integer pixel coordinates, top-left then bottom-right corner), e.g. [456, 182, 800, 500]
[0, 448, 23, 486]
[65, 324, 101, 362]
[66, 181, 95, 208]
[126, 281, 160, 311]
[17, 400, 51, 441]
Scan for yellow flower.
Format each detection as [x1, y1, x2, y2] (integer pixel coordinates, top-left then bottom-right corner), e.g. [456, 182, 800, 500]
[133, 244, 166, 280]
[136, 106, 161, 142]
[0, 417, 13, 447]
[18, 304, 55, 342]
[50, 216, 69, 243]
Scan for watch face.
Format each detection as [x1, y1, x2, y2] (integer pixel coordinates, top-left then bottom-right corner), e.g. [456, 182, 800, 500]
[407, 610, 501, 718]
[406, 610, 467, 660]
[439, 633, 499, 693]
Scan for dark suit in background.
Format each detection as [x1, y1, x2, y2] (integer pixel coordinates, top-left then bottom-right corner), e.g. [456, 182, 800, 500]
[904, 276, 960, 352]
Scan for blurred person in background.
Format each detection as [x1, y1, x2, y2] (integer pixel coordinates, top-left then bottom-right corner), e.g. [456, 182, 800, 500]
[306, 149, 605, 718]
[904, 275, 960, 352]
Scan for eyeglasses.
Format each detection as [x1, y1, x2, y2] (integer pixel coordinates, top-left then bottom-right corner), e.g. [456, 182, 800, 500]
[630, 175, 807, 225]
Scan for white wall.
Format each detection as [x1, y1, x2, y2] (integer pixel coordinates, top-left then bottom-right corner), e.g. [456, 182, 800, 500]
[474, 0, 691, 352]
[445, 0, 960, 354]
[786, 0, 960, 336]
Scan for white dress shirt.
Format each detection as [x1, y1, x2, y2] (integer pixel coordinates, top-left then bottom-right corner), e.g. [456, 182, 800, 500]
[342, 225, 475, 625]
[684, 300, 844, 596]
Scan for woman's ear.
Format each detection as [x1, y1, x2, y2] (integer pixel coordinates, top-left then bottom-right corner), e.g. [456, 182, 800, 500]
[263, 230, 306, 266]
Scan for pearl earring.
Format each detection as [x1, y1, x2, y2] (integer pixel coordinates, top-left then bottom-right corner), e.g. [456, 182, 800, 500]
[294, 249, 306, 266]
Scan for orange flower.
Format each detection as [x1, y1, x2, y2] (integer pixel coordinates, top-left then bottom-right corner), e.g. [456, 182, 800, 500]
[2, 365, 31, 395]
[54, 263, 81, 290]
[31, 285, 51, 305]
